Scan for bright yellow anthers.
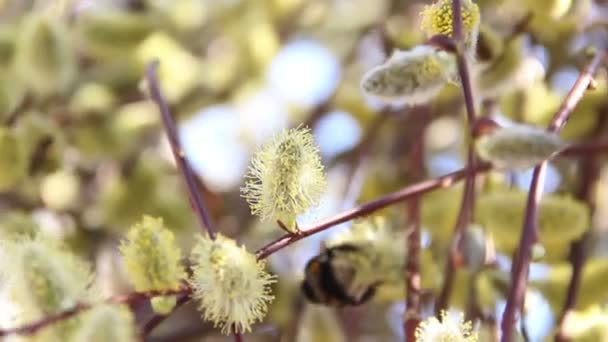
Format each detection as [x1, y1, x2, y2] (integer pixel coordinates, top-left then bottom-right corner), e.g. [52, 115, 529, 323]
[420, 0, 481, 54]
[416, 311, 478, 342]
[241, 127, 326, 232]
[119, 216, 185, 313]
[475, 124, 566, 170]
[360, 46, 455, 106]
[188, 234, 276, 334]
[70, 304, 136, 342]
[0, 236, 93, 335]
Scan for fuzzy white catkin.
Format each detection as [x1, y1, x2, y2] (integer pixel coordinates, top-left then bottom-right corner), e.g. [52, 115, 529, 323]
[475, 124, 566, 170]
[360, 45, 455, 106]
[188, 234, 276, 334]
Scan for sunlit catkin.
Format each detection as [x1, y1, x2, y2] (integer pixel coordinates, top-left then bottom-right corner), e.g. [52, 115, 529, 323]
[188, 234, 276, 334]
[241, 127, 326, 232]
[119, 216, 185, 314]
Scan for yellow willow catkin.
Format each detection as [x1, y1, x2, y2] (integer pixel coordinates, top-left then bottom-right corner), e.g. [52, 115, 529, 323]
[188, 234, 276, 334]
[119, 215, 185, 314]
[241, 127, 326, 232]
[420, 0, 481, 55]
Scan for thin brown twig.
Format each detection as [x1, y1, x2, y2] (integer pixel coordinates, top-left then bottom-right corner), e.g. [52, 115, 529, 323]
[500, 49, 606, 342]
[145, 61, 216, 239]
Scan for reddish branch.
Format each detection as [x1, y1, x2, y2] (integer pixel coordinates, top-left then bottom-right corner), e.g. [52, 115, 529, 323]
[435, 0, 479, 313]
[145, 61, 217, 239]
[500, 49, 606, 341]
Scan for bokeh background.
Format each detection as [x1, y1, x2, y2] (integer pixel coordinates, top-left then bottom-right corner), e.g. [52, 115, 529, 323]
[1, 0, 608, 341]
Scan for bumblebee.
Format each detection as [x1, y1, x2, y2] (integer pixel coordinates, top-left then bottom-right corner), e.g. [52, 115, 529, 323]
[301, 217, 406, 306]
[301, 244, 380, 306]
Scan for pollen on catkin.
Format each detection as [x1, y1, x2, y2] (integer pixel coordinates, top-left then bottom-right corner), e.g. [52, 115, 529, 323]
[119, 215, 185, 314]
[70, 304, 136, 342]
[475, 124, 566, 170]
[415, 310, 478, 342]
[360, 45, 455, 106]
[420, 0, 481, 55]
[241, 127, 326, 232]
[188, 234, 276, 334]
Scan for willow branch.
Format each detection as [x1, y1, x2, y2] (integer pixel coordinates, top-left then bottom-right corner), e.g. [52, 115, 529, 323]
[500, 49, 605, 342]
[145, 61, 216, 238]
